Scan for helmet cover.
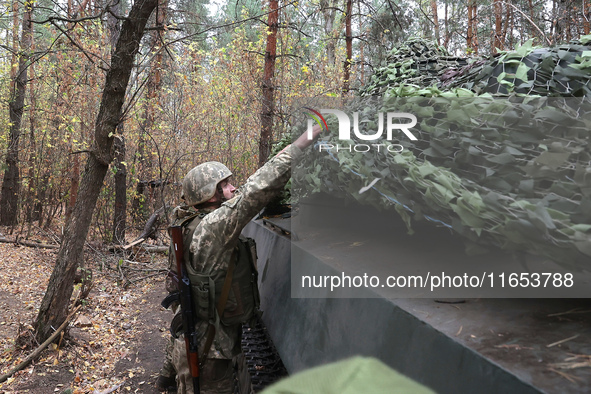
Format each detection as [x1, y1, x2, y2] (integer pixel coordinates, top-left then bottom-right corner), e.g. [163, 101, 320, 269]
[181, 161, 232, 206]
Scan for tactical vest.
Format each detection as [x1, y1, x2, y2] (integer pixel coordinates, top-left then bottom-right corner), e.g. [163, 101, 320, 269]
[176, 212, 261, 326]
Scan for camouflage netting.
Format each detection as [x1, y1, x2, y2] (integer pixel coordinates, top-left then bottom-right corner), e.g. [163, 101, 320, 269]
[289, 37, 591, 269]
[360, 38, 469, 96]
[444, 36, 591, 96]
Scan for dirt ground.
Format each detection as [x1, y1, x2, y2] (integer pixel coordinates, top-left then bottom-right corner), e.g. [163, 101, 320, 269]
[0, 228, 173, 394]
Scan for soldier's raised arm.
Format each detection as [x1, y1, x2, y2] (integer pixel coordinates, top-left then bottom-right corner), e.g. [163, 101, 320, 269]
[292, 124, 323, 150]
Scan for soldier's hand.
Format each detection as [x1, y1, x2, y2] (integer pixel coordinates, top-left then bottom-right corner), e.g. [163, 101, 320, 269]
[293, 124, 323, 150]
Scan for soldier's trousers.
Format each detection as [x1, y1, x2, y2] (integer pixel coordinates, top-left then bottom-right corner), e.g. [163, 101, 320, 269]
[172, 336, 234, 394]
[160, 335, 176, 378]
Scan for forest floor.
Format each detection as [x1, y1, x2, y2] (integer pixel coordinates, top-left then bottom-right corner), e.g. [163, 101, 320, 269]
[0, 224, 172, 394]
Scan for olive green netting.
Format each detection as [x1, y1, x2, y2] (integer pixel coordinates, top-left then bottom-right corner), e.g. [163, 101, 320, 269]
[444, 37, 591, 96]
[288, 38, 591, 269]
[361, 38, 468, 96]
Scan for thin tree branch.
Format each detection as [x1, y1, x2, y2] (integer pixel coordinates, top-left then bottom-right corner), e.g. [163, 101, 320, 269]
[49, 21, 110, 69]
[500, 0, 552, 45]
[167, 0, 298, 46]
[243, 50, 301, 59]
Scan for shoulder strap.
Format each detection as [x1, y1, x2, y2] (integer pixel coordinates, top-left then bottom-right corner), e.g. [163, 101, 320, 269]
[201, 247, 239, 360]
[176, 211, 201, 227]
[180, 212, 208, 263]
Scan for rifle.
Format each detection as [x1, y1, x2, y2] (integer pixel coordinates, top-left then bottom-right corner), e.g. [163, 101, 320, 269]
[169, 225, 201, 394]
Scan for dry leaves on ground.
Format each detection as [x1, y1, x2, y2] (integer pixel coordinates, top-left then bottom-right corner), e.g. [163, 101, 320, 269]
[0, 226, 169, 394]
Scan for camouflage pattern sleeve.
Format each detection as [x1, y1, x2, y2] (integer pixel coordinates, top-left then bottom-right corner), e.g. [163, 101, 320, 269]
[189, 144, 302, 274]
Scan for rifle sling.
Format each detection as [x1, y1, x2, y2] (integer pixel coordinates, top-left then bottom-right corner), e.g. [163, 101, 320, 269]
[201, 248, 238, 361]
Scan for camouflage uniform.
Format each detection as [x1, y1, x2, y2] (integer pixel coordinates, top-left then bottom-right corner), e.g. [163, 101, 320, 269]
[159, 206, 208, 385]
[159, 336, 176, 383]
[172, 144, 302, 393]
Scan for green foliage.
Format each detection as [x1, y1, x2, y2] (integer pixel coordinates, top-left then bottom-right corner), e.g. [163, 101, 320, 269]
[269, 132, 294, 204]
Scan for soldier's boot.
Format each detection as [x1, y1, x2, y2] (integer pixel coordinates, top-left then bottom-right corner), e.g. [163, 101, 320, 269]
[155, 374, 177, 392]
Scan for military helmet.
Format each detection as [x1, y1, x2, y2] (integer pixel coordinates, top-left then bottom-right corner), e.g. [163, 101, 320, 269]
[182, 161, 232, 206]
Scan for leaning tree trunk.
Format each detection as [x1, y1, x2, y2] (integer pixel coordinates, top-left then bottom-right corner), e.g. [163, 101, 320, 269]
[109, 1, 126, 244]
[0, 2, 32, 227]
[34, 0, 158, 343]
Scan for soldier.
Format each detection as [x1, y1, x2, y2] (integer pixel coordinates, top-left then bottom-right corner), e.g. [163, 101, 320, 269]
[157, 203, 202, 392]
[168, 125, 323, 393]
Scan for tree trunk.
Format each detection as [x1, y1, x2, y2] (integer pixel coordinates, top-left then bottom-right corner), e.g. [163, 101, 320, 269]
[552, 0, 564, 42]
[134, 0, 167, 216]
[358, 0, 364, 83]
[566, 1, 572, 41]
[34, 0, 158, 344]
[65, 154, 80, 223]
[526, 0, 537, 41]
[431, 0, 440, 45]
[444, 1, 450, 48]
[64, 0, 91, 224]
[259, 0, 278, 167]
[585, 0, 590, 35]
[502, 0, 512, 46]
[132, 180, 147, 220]
[25, 19, 36, 231]
[106, 0, 121, 48]
[32, 173, 47, 223]
[320, 0, 337, 65]
[113, 133, 127, 244]
[0, 2, 33, 227]
[466, 0, 479, 55]
[10, 0, 18, 84]
[473, 1, 479, 54]
[343, 0, 352, 94]
[493, 0, 503, 53]
[466, 1, 472, 51]
[109, 0, 125, 244]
